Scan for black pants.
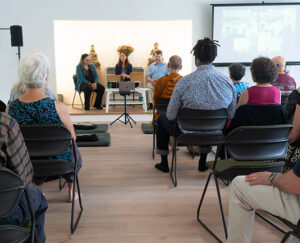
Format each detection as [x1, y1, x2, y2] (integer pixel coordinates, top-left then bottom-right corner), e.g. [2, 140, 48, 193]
[156, 114, 210, 166]
[156, 114, 175, 156]
[80, 83, 105, 109]
[0, 185, 48, 243]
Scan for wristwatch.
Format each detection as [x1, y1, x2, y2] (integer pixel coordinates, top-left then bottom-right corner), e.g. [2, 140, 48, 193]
[269, 172, 277, 185]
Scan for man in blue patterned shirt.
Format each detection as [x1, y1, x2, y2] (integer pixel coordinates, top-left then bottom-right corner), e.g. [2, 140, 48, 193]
[155, 38, 237, 173]
[229, 63, 250, 97]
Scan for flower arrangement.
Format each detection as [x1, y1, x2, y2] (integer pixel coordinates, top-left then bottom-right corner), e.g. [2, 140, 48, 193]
[117, 45, 134, 56]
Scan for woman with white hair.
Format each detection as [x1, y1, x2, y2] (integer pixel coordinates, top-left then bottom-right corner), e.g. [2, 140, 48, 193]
[10, 80, 57, 101]
[7, 52, 82, 203]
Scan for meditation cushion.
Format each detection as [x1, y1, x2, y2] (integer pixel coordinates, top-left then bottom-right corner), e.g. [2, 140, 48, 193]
[75, 124, 109, 134]
[141, 123, 153, 134]
[76, 133, 111, 147]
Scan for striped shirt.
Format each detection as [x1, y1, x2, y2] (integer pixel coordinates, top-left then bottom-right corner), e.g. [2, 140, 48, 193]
[0, 112, 33, 185]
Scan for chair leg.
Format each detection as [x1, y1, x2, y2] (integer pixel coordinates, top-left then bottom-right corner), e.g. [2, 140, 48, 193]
[59, 176, 67, 191]
[152, 125, 156, 159]
[214, 174, 228, 239]
[170, 140, 177, 187]
[196, 172, 226, 242]
[281, 232, 292, 243]
[255, 212, 286, 234]
[70, 174, 83, 234]
[72, 91, 84, 110]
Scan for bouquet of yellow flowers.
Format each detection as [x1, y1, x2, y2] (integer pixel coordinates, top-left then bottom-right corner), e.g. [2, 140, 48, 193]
[117, 45, 134, 56]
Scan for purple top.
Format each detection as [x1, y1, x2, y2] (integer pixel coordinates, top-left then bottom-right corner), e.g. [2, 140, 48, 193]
[247, 86, 281, 105]
[272, 73, 296, 92]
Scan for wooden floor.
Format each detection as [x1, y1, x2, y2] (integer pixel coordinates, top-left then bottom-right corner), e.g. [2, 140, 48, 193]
[43, 122, 285, 243]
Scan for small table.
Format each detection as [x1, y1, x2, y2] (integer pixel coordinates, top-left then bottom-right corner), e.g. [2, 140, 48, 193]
[105, 88, 148, 113]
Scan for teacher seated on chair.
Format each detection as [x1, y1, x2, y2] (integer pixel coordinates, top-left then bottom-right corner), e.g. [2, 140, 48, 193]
[115, 52, 132, 81]
[7, 52, 82, 203]
[76, 53, 105, 110]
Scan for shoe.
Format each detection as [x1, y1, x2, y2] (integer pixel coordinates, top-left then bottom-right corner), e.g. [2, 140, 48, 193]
[155, 162, 169, 173]
[84, 107, 90, 111]
[148, 103, 153, 110]
[93, 105, 103, 110]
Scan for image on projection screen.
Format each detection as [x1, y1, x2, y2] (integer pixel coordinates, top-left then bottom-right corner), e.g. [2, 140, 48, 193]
[213, 5, 300, 63]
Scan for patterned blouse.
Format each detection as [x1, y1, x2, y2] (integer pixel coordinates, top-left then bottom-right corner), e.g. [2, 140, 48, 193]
[8, 97, 72, 162]
[167, 65, 237, 132]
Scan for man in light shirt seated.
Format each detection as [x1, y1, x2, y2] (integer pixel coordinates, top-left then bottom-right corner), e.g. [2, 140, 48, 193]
[154, 38, 237, 173]
[146, 50, 169, 110]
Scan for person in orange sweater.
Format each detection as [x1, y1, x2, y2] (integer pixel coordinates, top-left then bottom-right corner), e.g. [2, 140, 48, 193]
[152, 55, 182, 122]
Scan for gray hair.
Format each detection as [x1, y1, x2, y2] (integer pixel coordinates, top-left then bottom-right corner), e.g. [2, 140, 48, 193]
[18, 52, 50, 88]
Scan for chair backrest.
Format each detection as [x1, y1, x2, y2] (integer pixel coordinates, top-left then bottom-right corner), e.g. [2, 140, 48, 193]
[155, 98, 170, 114]
[177, 108, 228, 132]
[73, 74, 77, 87]
[226, 104, 288, 135]
[0, 168, 24, 218]
[0, 167, 34, 243]
[20, 124, 72, 158]
[225, 125, 292, 161]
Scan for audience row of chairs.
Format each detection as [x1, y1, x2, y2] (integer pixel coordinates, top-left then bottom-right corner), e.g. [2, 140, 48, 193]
[152, 101, 300, 242]
[0, 124, 83, 242]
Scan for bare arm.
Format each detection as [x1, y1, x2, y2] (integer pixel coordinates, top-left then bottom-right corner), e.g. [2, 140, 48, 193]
[55, 101, 76, 140]
[245, 170, 300, 195]
[236, 89, 249, 109]
[147, 76, 155, 84]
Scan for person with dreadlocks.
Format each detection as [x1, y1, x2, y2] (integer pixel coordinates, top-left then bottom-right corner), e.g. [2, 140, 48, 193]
[154, 37, 237, 173]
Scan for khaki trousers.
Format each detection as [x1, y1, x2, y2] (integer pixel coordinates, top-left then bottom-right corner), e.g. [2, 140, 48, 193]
[227, 176, 300, 243]
[146, 82, 154, 103]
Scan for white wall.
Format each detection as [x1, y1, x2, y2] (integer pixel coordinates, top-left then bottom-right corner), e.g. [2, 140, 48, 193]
[1, 0, 300, 103]
[54, 20, 192, 103]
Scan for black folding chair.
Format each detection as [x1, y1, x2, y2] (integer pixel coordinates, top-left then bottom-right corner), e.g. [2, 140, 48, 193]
[0, 167, 35, 243]
[152, 98, 170, 159]
[170, 108, 228, 187]
[197, 125, 292, 242]
[20, 124, 83, 234]
[72, 75, 84, 110]
[72, 74, 95, 110]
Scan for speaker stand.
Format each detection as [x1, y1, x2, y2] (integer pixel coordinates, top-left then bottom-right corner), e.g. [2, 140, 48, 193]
[110, 94, 136, 128]
[17, 46, 21, 60]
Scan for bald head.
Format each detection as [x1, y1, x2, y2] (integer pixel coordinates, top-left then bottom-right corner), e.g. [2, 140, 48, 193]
[168, 55, 182, 72]
[272, 56, 286, 73]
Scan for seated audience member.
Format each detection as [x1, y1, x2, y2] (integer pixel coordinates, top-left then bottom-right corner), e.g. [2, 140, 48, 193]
[0, 100, 6, 112]
[226, 157, 300, 243]
[237, 57, 281, 109]
[115, 52, 133, 81]
[272, 56, 296, 92]
[8, 52, 82, 203]
[286, 100, 300, 165]
[286, 87, 300, 122]
[10, 80, 57, 101]
[155, 38, 236, 173]
[152, 55, 182, 123]
[146, 50, 169, 109]
[76, 53, 105, 110]
[229, 63, 250, 97]
[0, 112, 48, 243]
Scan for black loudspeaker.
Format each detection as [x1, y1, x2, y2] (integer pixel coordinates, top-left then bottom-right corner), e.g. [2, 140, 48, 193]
[10, 25, 23, 47]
